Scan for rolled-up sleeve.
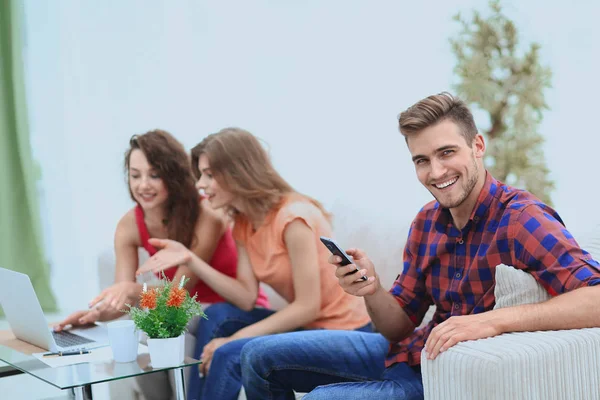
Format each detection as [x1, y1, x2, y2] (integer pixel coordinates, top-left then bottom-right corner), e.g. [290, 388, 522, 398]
[390, 223, 432, 325]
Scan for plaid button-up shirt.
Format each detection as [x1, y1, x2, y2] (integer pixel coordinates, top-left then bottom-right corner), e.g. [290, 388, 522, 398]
[388, 172, 600, 367]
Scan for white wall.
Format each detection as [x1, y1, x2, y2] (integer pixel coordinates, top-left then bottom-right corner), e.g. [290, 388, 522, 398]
[21, 0, 600, 310]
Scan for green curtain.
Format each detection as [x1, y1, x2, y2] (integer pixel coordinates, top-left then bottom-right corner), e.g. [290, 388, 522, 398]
[0, 0, 57, 314]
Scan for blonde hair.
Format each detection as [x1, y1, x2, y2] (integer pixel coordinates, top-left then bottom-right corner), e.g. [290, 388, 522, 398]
[191, 127, 331, 221]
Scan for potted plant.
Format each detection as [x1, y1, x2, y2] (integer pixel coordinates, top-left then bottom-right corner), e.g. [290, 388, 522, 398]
[127, 274, 205, 368]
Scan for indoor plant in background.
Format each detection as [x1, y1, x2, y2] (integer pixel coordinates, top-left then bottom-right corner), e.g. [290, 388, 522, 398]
[127, 275, 205, 368]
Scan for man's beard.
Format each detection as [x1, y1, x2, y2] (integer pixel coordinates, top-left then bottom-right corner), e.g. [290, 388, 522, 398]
[432, 157, 479, 209]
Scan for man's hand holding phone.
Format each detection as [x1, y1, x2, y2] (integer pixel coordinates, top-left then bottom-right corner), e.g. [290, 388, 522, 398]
[320, 237, 380, 296]
[331, 248, 379, 297]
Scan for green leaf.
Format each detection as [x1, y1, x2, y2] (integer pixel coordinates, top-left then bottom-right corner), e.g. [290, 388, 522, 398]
[123, 275, 207, 339]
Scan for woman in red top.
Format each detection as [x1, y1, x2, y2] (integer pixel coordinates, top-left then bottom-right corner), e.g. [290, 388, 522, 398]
[55, 129, 268, 329]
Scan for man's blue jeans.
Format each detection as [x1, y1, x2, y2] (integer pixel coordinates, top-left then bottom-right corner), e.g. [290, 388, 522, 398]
[187, 303, 275, 400]
[241, 330, 424, 400]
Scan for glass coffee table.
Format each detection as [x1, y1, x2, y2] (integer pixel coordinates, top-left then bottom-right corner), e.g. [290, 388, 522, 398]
[0, 344, 201, 400]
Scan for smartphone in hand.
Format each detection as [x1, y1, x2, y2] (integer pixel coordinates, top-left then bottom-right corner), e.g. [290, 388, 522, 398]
[319, 236, 368, 281]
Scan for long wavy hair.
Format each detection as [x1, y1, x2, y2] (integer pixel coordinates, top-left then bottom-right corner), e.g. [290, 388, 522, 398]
[191, 127, 330, 221]
[125, 129, 199, 248]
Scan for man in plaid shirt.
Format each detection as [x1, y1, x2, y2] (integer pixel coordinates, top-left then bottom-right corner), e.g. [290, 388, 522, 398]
[240, 93, 600, 399]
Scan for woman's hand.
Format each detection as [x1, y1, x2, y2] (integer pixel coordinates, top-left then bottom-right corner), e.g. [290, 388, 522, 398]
[136, 238, 191, 276]
[53, 309, 101, 331]
[200, 337, 233, 375]
[88, 281, 141, 314]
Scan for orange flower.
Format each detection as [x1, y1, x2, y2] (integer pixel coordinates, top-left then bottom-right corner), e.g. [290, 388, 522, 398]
[167, 287, 186, 308]
[140, 289, 157, 309]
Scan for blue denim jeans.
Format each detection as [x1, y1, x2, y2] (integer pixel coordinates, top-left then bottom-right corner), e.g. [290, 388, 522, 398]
[241, 330, 424, 400]
[198, 321, 374, 400]
[187, 303, 275, 400]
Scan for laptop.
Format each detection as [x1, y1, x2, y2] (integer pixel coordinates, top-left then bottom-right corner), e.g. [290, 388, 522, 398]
[0, 267, 108, 352]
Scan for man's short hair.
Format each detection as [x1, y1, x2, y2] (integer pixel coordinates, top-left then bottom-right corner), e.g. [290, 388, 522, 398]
[398, 92, 477, 144]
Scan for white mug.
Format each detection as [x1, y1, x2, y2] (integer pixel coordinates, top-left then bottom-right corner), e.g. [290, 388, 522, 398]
[107, 320, 139, 363]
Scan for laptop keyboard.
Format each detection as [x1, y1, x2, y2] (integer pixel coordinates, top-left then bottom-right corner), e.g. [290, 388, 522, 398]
[52, 330, 95, 348]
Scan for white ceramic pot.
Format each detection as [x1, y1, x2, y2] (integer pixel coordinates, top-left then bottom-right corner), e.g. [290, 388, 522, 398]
[147, 334, 185, 368]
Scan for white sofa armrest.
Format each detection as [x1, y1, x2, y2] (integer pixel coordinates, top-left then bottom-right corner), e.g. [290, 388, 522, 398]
[421, 328, 600, 400]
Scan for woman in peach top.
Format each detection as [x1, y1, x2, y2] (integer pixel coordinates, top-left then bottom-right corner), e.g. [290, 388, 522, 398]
[136, 127, 371, 400]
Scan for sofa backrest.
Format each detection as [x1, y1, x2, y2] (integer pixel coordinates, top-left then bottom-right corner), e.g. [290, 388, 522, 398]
[97, 201, 412, 311]
[255, 200, 412, 310]
[329, 200, 410, 290]
[97, 247, 159, 291]
[574, 223, 600, 261]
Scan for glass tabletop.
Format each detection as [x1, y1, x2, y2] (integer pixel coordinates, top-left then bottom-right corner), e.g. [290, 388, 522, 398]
[0, 344, 201, 389]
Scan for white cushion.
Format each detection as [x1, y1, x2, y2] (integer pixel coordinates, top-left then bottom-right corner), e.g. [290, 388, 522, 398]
[422, 263, 600, 399]
[493, 264, 550, 310]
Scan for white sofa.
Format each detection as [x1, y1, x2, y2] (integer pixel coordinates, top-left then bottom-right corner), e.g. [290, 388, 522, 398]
[420, 228, 600, 400]
[97, 203, 600, 399]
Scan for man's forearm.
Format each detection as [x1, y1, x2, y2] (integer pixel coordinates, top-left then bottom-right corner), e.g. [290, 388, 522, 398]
[493, 286, 600, 334]
[364, 285, 415, 343]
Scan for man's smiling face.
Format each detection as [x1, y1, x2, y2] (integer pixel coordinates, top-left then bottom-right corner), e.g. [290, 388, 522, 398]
[407, 119, 485, 211]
